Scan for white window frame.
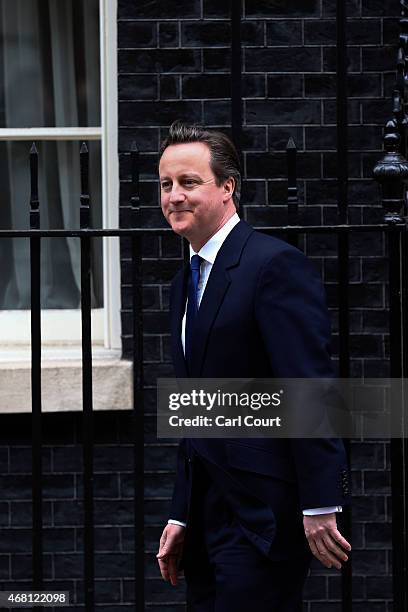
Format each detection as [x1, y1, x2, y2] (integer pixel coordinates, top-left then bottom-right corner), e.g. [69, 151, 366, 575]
[0, 0, 121, 352]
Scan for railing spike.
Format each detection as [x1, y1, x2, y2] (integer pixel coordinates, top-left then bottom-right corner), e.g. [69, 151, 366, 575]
[30, 142, 39, 230]
[80, 142, 90, 229]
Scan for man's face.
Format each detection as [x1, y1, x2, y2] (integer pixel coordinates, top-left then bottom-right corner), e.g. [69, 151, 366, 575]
[159, 142, 235, 251]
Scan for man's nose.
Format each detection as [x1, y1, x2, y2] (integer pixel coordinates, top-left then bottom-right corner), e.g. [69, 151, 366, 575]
[169, 184, 186, 204]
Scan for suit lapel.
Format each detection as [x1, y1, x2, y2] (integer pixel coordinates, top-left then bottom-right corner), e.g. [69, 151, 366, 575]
[190, 220, 254, 376]
[170, 266, 188, 377]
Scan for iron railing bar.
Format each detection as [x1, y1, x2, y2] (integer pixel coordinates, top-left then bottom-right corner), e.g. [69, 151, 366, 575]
[30, 143, 43, 593]
[230, 0, 242, 154]
[80, 143, 95, 611]
[131, 142, 145, 610]
[0, 224, 405, 239]
[336, 0, 352, 605]
[388, 228, 407, 611]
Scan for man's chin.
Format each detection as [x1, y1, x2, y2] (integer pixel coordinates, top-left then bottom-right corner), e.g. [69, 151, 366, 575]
[169, 221, 191, 239]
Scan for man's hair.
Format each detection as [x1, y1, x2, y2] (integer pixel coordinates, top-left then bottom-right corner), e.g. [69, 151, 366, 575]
[159, 121, 242, 208]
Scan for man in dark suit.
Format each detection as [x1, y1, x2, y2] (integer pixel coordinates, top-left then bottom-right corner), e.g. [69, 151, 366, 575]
[157, 122, 351, 611]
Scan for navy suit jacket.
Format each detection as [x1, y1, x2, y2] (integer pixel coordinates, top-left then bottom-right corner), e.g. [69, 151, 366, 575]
[169, 220, 350, 560]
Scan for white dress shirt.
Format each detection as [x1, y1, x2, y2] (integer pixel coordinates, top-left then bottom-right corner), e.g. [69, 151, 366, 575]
[169, 213, 341, 527]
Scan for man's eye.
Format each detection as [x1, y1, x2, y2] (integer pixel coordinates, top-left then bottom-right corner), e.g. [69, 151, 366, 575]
[161, 182, 171, 191]
[183, 179, 198, 187]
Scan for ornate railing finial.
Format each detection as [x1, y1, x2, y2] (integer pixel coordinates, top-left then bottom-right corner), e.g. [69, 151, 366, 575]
[373, 119, 408, 223]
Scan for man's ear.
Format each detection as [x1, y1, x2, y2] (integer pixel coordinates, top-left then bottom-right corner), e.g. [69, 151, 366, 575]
[223, 177, 235, 203]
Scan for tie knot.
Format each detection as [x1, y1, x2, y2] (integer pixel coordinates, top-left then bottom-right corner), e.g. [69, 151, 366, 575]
[190, 254, 202, 272]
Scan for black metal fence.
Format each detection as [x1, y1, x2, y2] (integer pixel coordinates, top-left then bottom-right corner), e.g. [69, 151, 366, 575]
[0, 1, 408, 610]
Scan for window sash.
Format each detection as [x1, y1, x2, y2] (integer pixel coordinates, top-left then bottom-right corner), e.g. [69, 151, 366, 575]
[0, 0, 119, 350]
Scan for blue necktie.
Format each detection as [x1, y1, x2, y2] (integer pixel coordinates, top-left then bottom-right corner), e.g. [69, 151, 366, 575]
[185, 254, 202, 369]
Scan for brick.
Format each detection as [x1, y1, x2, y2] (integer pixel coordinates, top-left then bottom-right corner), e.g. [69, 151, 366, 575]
[159, 75, 180, 99]
[328, 574, 365, 599]
[43, 527, 76, 552]
[363, 46, 398, 72]
[350, 334, 383, 357]
[118, 22, 157, 48]
[245, 0, 320, 17]
[268, 126, 304, 151]
[182, 74, 230, 98]
[266, 21, 302, 46]
[364, 360, 390, 377]
[304, 20, 336, 45]
[118, 49, 201, 74]
[324, 258, 361, 282]
[348, 180, 380, 205]
[203, 48, 231, 71]
[366, 575, 393, 599]
[352, 549, 387, 574]
[94, 579, 122, 603]
[159, 22, 179, 47]
[322, 0, 362, 17]
[0, 555, 9, 579]
[364, 470, 391, 494]
[383, 18, 400, 46]
[160, 233, 183, 258]
[361, 99, 390, 124]
[362, 0, 397, 16]
[351, 441, 385, 469]
[203, 100, 231, 124]
[246, 100, 320, 125]
[203, 0, 229, 18]
[305, 74, 336, 98]
[76, 527, 121, 552]
[242, 180, 267, 206]
[267, 75, 303, 98]
[0, 529, 31, 553]
[362, 259, 388, 282]
[352, 495, 386, 521]
[246, 47, 321, 72]
[119, 101, 202, 127]
[242, 21, 265, 46]
[119, 75, 157, 101]
[323, 46, 361, 72]
[243, 74, 266, 97]
[362, 311, 388, 332]
[349, 74, 382, 98]
[181, 21, 230, 47]
[247, 152, 320, 179]
[323, 99, 360, 124]
[349, 231, 384, 256]
[119, 124, 159, 150]
[118, 0, 201, 19]
[323, 152, 361, 179]
[145, 445, 178, 471]
[246, 205, 288, 226]
[145, 577, 186, 602]
[365, 522, 392, 549]
[76, 473, 120, 498]
[305, 126, 336, 150]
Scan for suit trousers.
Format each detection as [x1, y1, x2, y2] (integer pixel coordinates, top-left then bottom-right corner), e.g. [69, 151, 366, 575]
[184, 458, 311, 612]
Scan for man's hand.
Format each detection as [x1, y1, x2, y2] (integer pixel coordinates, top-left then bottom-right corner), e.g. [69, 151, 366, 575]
[304, 512, 351, 569]
[157, 523, 185, 586]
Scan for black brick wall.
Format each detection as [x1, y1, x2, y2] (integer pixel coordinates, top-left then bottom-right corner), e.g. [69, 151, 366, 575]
[0, 0, 399, 610]
[117, 0, 397, 609]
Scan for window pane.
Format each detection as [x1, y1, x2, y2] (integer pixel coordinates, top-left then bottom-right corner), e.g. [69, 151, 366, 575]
[0, 0, 100, 128]
[0, 140, 103, 309]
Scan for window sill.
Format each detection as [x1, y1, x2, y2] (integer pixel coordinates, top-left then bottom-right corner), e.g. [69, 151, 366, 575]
[0, 348, 132, 413]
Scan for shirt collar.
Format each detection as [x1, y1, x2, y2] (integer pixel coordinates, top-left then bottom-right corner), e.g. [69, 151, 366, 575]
[189, 213, 240, 264]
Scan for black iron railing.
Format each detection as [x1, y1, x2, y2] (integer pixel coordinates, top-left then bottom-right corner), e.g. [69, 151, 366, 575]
[0, 0, 407, 610]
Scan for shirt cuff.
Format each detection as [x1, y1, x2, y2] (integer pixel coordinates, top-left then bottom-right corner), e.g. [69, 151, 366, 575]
[303, 506, 343, 516]
[168, 519, 187, 528]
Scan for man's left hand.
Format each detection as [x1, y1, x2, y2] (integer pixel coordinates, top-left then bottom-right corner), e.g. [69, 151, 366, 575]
[303, 512, 351, 569]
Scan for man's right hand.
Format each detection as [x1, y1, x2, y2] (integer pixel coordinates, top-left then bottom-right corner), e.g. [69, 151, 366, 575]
[157, 523, 185, 586]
